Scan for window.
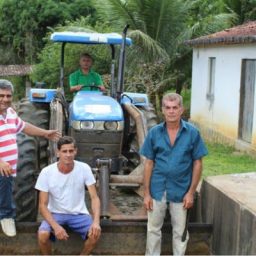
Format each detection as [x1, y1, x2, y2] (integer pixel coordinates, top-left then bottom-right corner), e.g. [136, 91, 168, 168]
[207, 57, 216, 105]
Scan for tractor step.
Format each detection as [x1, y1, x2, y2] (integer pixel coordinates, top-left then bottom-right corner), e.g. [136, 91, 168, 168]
[109, 182, 140, 188]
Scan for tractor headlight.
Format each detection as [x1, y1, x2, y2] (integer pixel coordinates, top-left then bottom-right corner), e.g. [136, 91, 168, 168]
[104, 121, 118, 130]
[81, 121, 94, 130]
[72, 121, 81, 130]
[72, 120, 124, 131]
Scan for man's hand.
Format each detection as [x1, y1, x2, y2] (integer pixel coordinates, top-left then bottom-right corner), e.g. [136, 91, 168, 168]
[144, 194, 153, 211]
[53, 224, 69, 241]
[0, 161, 13, 176]
[88, 222, 101, 239]
[44, 130, 61, 141]
[183, 192, 194, 209]
[76, 85, 82, 91]
[99, 86, 106, 92]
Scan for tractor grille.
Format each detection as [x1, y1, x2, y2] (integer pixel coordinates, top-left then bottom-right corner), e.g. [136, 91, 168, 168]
[72, 129, 123, 144]
[71, 129, 124, 169]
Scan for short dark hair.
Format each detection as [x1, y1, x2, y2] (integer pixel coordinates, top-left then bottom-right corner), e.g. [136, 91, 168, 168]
[80, 52, 93, 62]
[0, 79, 14, 93]
[57, 136, 77, 150]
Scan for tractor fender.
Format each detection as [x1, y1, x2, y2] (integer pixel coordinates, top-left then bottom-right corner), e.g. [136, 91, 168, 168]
[121, 92, 149, 107]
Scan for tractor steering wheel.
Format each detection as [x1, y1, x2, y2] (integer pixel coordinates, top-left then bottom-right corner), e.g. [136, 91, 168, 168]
[81, 84, 100, 91]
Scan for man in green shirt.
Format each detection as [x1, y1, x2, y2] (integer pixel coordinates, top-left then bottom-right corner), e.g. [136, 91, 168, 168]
[69, 53, 105, 94]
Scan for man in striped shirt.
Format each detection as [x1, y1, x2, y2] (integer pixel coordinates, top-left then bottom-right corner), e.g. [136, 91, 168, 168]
[0, 79, 61, 237]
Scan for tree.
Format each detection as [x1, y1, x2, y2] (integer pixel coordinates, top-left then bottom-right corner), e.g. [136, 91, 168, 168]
[31, 19, 113, 100]
[223, 0, 256, 23]
[92, 0, 192, 110]
[91, 0, 242, 113]
[93, 0, 191, 62]
[0, 0, 95, 64]
[185, 0, 238, 39]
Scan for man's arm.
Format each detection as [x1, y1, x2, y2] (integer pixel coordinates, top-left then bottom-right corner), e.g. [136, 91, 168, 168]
[87, 184, 101, 239]
[70, 85, 82, 93]
[95, 73, 105, 92]
[23, 122, 61, 141]
[183, 158, 203, 209]
[38, 191, 69, 240]
[143, 158, 154, 211]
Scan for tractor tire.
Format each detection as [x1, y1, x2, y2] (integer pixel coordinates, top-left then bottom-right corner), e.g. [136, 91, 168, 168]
[130, 104, 158, 152]
[17, 98, 49, 128]
[126, 104, 158, 171]
[140, 104, 159, 130]
[14, 98, 50, 221]
[18, 98, 50, 171]
[14, 134, 38, 221]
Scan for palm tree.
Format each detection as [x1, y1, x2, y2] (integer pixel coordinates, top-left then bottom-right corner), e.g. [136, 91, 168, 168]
[93, 0, 191, 61]
[92, 0, 191, 111]
[185, 0, 238, 39]
[223, 0, 256, 24]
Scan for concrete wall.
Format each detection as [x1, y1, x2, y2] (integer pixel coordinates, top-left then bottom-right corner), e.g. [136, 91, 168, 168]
[190, 44, 256, 149]
[200, 172, 256, 254]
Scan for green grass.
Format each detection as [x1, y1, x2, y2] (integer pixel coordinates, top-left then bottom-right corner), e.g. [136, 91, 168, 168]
[181, 88, 191, 111]
[203, 142, 256, 177]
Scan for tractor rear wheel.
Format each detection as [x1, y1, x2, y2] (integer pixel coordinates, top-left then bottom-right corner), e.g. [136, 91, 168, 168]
[126, 104, 158, 171]
[14, 134, 38, 221]
[17, 98, 50, 171]
[130, 104, 158, 152]
[14, 98, 50, 221]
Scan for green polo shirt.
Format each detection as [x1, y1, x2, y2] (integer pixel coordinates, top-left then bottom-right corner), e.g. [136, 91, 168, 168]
[69, 68, 103, 92]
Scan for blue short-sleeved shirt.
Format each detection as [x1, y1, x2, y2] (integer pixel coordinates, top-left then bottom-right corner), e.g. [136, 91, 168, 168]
[140, 120, 208, 202]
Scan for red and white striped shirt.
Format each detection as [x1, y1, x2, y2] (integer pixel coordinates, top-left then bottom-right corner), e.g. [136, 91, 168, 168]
[0, 107, 25, 176]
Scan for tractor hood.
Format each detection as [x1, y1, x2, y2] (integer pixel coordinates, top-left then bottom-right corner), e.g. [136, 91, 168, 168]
[69, 92, 124, 121]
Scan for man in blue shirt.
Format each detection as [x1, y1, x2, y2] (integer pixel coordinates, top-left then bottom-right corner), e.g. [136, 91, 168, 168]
[140, 93, 208, 255]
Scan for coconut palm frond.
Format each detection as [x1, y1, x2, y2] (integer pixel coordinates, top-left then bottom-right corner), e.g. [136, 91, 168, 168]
[127, 29, 169, 66]
[188, 12, 237, 38]
[136, 0, 188, 45]
[203, 13, 238, 34]
[92, 0, 138, 30]
[155, 75, 177, 92]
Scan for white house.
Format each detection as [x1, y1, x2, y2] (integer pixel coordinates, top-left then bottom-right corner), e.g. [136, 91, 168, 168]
[186, 21, 256, 153]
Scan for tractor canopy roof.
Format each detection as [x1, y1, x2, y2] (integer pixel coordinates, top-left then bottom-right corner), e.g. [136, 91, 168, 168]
[50, 31, 132, 45]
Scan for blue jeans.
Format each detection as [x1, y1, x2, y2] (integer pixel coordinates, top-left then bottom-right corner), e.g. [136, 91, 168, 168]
[0, 175, 15, 220]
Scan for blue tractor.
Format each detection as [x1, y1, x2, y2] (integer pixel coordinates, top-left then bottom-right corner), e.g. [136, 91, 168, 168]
[15, 27, 158, 221]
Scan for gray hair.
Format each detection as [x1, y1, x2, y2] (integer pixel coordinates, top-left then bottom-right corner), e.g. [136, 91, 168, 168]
[0, 79, 14, 93]
[162, 93, 183, 107]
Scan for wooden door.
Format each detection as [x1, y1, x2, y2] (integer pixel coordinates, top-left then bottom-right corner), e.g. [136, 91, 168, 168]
[239, 60, 256, 143]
